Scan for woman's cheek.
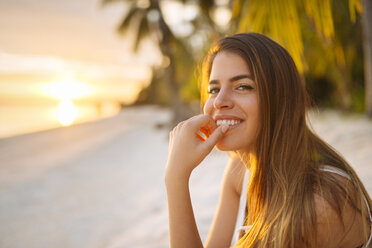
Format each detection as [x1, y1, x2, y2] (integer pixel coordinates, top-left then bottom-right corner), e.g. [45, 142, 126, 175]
[203, 99, 213, 115]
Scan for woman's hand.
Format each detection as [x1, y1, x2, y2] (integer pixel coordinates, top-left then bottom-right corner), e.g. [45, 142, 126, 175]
[165, 114, 229, 182]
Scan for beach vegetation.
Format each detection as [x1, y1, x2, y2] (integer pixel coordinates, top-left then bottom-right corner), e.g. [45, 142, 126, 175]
[102, 0, 194, 126]
[104, 0, 371, 117]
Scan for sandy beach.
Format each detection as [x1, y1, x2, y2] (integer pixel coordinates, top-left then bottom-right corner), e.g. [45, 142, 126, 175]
[0, 106, 371, 248]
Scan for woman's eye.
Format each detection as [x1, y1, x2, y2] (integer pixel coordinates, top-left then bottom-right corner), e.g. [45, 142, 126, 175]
[207, 87, 220, 94]
[236, 85, 254, 91]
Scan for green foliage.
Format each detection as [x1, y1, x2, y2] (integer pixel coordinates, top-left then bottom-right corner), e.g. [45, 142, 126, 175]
[300, 0, 364, 110]
[231, 0, 364, 111]
[305, 75, 335, 108]
[351, 87, 365, 113]
[135, 68, 173, 106]
[104, 0, 366, 113]
[180, 71, 201, 102]
[231, 0, 305, 72]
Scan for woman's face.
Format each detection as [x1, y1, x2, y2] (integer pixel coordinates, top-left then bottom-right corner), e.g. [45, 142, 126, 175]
[203, 51, 259, 153]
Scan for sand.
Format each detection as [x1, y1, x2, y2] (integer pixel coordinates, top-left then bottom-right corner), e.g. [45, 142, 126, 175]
[0, 106, 371, 248]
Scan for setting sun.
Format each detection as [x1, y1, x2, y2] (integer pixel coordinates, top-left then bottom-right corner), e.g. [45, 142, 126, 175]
[57, 98, 77, 126]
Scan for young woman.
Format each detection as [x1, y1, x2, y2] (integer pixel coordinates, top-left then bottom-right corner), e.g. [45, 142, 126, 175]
[165, 33, 372, 248]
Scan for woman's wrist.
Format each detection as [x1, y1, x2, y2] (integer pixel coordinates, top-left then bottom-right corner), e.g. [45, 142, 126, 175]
[164, 165, 191, 188]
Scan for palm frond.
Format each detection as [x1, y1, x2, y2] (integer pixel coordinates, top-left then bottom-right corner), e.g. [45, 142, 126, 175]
[199, 0, 215, 13]
[235, 0, 304, 72]
[198, 0, 217, 28]
[117, 6, 143, 34]
[101, 0, 129, 7]
[348, 0, 362, 22]
[304, 0, 334, 40]
[134, 13, 150, 52]
[230, 0, 243, 30]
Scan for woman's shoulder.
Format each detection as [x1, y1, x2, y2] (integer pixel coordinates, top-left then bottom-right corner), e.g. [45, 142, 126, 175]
[314, 192, 368, 248]
[314, 165, 370, 248]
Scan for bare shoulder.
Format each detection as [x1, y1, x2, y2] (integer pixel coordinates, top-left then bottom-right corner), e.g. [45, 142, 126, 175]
[314, 173, 369, 248]
[224, 156, 247, 196]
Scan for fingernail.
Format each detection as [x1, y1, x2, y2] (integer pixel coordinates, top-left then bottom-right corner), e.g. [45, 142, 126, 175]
[221, 125, 229, 133]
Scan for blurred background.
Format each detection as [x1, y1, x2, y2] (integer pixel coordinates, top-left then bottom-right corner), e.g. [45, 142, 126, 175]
[0, 0, 371, 247]
[0, 0, 371, 137]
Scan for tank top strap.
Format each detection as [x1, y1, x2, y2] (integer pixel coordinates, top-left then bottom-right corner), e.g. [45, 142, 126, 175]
[320, 165, 351, 179]
[231, 169, 249, 247]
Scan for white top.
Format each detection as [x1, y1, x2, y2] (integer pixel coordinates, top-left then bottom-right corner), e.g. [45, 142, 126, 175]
[230, 165, 372, 247]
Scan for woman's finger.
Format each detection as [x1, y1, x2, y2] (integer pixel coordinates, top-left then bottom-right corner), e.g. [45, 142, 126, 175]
[187, 114, 215, 132]
[202, 124, 229, 150]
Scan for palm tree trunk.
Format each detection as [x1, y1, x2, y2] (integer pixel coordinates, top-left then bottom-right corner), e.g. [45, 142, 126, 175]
[336, 64, 352, 110]
[152, 0, 189, 126]
[362, 0, 372, 117]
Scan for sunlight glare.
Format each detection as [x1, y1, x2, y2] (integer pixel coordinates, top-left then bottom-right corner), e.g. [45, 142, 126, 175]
[41, 73, 94, 100]
[212, 7, 231, 27]
[57, 99, 77, 126]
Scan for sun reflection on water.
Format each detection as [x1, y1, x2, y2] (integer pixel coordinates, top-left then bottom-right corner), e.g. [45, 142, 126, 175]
[40, 73, 95, 126]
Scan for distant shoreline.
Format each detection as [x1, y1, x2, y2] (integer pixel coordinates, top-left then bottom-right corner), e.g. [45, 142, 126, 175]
[0, 102, 123, 139]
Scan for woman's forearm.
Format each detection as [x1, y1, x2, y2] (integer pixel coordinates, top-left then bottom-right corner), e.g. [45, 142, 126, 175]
[164, 115, 228, 247]
[165, 175, 204, 248]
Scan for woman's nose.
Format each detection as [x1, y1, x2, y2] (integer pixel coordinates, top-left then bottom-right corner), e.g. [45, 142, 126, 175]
[214, 88, 233, 109]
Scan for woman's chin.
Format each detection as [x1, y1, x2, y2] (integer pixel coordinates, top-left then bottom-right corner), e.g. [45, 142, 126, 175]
[215, 141, 237, 151]
[215, 139, 253, 153]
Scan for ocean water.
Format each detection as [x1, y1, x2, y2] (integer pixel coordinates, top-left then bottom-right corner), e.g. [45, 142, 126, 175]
[0, 101, 121, 139]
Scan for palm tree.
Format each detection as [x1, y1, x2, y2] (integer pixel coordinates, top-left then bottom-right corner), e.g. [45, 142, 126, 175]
[362, 0, 372, 117]
[230, 0, 364, 111]
[102, 0, 192, 125]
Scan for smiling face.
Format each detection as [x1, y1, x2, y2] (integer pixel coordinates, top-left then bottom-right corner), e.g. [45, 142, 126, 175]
[203, 51, 259, 153]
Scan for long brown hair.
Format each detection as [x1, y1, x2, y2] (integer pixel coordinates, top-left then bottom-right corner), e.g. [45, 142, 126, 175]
[201, 33, 372, 247]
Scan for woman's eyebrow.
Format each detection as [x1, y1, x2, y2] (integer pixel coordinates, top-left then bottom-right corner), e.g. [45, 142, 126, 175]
[208, 74, 253, 85]
[230, 74, 253, 82]
[208, 79, 219, 85]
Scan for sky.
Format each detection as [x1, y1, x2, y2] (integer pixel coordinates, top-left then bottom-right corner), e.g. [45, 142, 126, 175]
[0, 0, 160, 104]
[0, 0, 234, 137]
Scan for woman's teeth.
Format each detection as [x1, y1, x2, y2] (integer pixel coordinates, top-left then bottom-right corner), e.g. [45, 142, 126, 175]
[216, 119, 241, 126]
